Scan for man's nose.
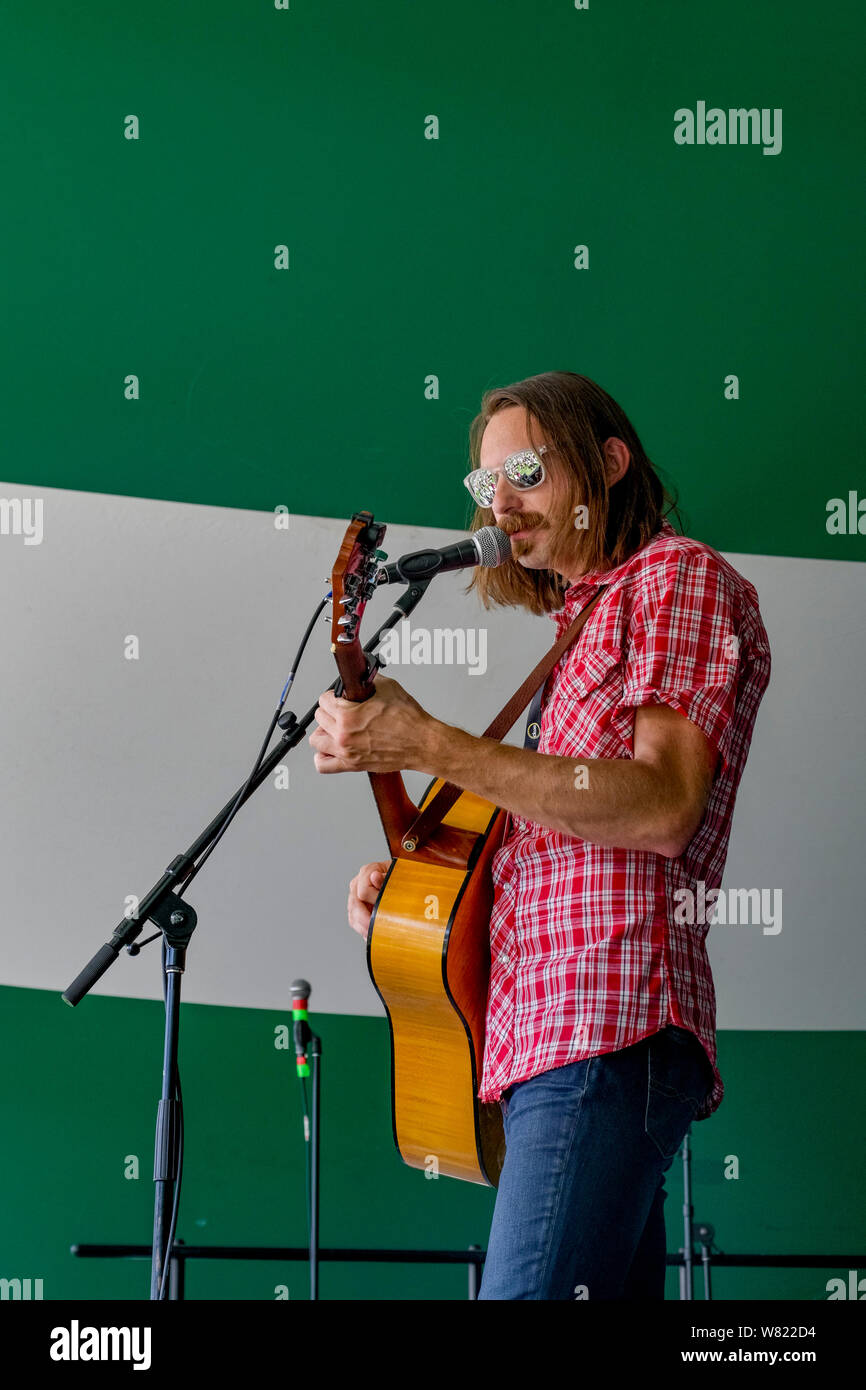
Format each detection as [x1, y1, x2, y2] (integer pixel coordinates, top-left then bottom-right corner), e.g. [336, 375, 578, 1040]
[491, 471, 525, 509]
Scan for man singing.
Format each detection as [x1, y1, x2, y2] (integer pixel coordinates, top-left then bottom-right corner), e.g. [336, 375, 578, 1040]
[309, 370, 771, 1300]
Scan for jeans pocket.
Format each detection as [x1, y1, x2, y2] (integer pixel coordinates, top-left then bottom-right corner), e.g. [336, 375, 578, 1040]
[666, 1024, 697, 1045]
[499, 1084, 514, 1121]
[644, 1029, 710, 1160]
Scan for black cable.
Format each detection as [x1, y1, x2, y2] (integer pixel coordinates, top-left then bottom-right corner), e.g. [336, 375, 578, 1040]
[175, 592, 330, 899]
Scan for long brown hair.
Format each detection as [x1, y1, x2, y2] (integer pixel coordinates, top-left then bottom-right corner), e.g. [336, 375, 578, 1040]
[463, 371, 680, 615]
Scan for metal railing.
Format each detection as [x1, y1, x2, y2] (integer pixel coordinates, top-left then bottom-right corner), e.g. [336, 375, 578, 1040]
[70, 1241, 866, 1300]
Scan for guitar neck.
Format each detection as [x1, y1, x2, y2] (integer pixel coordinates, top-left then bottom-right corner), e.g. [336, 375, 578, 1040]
[335, 652, 418, 857]
[367, 771, 420, 857]
[330, 510, 433, 858]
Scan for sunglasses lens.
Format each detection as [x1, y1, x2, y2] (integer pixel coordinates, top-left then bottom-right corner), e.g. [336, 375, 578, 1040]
[504, 449, 545, 487]
[467, 472, 497, 506]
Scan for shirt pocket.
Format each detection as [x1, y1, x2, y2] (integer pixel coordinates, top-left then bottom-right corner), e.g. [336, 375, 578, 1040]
[542, 644, 625, 760]
[556, 643, 623, 699]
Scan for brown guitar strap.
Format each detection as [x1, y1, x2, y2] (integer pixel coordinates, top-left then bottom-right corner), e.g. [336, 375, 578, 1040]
[400, 584, 608, 853]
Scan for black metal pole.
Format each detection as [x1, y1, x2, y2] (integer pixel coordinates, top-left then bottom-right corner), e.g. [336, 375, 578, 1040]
[680, 1128, 694, 1301]
[149, 912, 195, 1299]
[310, 1034, 322, 1300]
[468, 1245, 482, 1299]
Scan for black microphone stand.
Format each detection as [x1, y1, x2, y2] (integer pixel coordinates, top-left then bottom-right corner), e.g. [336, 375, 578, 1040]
[62, 571, 434, 1300]
[290, 980, 322, 1301]
[679, 1127, 695, 1300]
[310, 1032, 321, 1299]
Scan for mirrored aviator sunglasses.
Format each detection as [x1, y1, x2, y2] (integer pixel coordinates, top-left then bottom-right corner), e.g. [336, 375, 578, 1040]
[463, 445, 548, 508]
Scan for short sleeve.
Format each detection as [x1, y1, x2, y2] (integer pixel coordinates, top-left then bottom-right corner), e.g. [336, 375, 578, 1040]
[618, 550, 741, 774]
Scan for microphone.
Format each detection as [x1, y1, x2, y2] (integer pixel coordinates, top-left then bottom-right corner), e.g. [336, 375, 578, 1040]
[291, 978, 312, 1079]
[376, 525, 513, 585]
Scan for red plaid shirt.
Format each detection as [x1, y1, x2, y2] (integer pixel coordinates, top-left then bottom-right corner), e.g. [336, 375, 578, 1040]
[479, 520, 771, 1118]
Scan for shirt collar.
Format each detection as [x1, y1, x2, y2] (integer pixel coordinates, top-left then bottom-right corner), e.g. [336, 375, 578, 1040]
[549, 518, 677, 630]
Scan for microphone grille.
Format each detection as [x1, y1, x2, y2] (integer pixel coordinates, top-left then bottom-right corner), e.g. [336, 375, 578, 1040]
[474, 526, 513, 568]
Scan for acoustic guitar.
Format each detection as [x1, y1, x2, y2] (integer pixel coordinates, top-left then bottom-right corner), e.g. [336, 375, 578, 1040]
[329, 511, 507, 1186]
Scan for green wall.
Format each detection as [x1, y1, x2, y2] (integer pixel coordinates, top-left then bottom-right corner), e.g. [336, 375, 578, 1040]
[2, 0, 864, 561]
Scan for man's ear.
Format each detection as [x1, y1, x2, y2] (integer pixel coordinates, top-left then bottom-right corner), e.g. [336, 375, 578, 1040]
[603, 437, 631, 486]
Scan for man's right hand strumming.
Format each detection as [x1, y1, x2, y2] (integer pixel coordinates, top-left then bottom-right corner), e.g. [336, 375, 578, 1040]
[348, 861, 390, 942]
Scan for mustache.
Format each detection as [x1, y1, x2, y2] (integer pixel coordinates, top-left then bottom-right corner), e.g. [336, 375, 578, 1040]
[497, 514, 547, 536]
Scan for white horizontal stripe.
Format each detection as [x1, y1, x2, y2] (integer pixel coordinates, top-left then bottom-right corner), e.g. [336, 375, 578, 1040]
[0, 482, 863, 1030]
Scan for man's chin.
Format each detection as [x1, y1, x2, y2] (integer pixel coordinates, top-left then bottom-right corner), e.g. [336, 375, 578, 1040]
[514, 551, 549, 570]
[506, 527, 557, 571]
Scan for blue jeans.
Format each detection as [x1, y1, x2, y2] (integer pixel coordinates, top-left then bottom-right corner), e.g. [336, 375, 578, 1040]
[478, 1026, 714, 1300]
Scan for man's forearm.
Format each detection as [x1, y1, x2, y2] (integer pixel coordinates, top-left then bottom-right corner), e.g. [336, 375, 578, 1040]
[417, 718, 684, 857]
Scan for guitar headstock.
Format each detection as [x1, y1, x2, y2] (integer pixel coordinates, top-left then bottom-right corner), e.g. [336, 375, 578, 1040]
[330, 511, 387, 701]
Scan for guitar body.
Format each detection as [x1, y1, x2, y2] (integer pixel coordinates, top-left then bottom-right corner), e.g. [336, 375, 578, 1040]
[366, 779, 507, 1187]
